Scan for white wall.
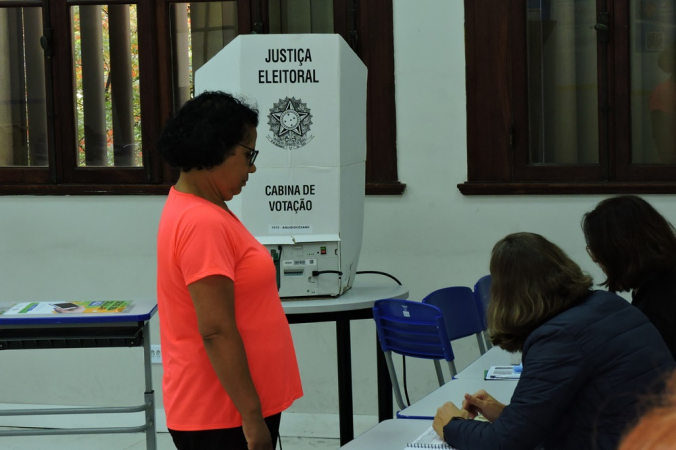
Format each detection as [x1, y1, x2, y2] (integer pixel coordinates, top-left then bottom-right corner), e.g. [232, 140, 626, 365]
[1, 0, 675, 422]
[0, 197, 166, 409]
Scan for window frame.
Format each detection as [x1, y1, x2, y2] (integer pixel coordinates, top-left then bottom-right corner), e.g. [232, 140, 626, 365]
[0, 0, 404, 195]
[55, 0, 159, 185]
[0, 0, 53, 186]
[460, 0, 676, 195]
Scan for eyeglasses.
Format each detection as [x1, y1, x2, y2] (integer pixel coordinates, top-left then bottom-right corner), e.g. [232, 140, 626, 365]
[238, 143, 259, 166]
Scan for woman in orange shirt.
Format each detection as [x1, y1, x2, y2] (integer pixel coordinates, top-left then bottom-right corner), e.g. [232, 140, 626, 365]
[156, 91, 303, 450]
[618, 372, 676, 450]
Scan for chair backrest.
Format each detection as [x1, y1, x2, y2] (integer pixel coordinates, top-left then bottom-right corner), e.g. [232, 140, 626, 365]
[373, 298, 458, 411]
[473, 275, 492, 330]
[373, 299, 455, 362]
[422, 286, 484, 340]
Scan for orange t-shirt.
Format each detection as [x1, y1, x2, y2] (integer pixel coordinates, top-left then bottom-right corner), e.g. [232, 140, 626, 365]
[156, 187, 303, 431]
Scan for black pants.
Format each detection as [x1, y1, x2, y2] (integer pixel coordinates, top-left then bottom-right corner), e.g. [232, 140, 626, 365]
[169, 413, 282, 450]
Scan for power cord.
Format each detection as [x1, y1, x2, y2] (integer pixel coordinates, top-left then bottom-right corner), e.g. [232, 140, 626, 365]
[402, 356, 411, 407]
[312, 270, 343, 277]
[312, 270, 402, 285]
[271, 246, 283, 291]
[356, 270, 402, 285]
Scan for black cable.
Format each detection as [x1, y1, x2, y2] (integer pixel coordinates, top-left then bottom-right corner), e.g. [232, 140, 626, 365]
[278, 436, 283, 450]
[312, 270, 343, 277]
[272, 246, 283, 291]
[356, 271, 402, 285]
[402, 355, 411, 406]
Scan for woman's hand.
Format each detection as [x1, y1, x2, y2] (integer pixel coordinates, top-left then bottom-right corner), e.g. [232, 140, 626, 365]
[461, 389, 505, 422]
[189, 275, 271, 448]
[433, 401, 469, 439]
[242, 416, 273, 450]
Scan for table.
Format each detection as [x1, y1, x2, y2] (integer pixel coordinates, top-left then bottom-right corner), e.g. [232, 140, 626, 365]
[282, 280, 408, 445]
[0, 300, 158, 450]
[339, 418, 433, 449]
[396, 378, 517, 419]
[338, 346, 519, 448]
[397, 346, 519, 419]
[453, 347, 520, 380]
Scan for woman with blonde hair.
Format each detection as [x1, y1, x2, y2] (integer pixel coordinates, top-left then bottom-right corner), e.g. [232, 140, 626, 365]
[433, 232, 674, 450]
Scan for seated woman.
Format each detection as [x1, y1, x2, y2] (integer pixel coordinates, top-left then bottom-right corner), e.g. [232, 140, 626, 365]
[433, 233, 674, 450]
[582, 195, 676, 359]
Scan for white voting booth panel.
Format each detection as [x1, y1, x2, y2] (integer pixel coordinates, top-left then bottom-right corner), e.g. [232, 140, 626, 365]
[195, 34, 367, 298]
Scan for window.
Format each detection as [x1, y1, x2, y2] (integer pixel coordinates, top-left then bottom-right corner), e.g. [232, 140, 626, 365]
[0, 0, 403, 195]
[0, 2, 49, 178]
[460, 0, 676, 195]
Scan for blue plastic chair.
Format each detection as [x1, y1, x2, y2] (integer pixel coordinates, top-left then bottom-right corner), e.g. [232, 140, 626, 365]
[422, 286, 487, 355]
[373, 299, 457, 410]
[473, 275, 493, 350]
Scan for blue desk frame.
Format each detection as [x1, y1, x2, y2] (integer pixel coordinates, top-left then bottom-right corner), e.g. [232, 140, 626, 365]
[0, 301, 158, 450]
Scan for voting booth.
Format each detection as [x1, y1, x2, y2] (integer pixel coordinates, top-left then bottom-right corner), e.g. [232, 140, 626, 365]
[195, 34, 367, 298]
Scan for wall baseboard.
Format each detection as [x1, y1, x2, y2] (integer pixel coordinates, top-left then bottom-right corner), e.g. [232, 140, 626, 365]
[0, 404, 378, 439]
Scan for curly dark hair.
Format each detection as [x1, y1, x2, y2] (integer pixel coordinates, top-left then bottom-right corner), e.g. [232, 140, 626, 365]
[582, 195, 676, 292]
[158, 91, 259, 171]
[488, 232, 593, 353]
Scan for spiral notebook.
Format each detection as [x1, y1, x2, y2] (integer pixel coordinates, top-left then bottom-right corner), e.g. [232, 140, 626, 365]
[404, 426, 457, 449]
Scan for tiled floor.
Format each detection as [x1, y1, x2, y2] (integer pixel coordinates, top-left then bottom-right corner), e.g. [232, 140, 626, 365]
[0, 430, 341, 450]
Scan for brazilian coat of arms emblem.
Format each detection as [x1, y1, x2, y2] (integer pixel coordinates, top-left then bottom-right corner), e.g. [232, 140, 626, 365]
[266, 97, 314, 149]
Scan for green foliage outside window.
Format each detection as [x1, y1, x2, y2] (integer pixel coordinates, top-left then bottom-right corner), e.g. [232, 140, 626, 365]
[72, 5, 142, 167]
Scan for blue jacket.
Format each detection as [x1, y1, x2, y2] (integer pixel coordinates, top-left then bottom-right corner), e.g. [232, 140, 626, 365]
[443, 290, 675, 450]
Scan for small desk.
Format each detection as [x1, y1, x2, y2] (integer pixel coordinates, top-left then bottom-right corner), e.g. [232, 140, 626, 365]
[397, 378, 517, 419]
[282, 280, 408, 446]
[339, 418, 432, 450]
[0, 300, 157, 450]
[453, 347, 520, 380]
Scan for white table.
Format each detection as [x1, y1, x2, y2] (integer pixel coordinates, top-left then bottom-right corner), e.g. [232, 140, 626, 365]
[0, 299, 158, 449]
[282, 280, 408, 314]
[397, 378, 517, 419]
[339, 419, 433, 449]
[282, 279, 408, 445]
[453, 346, 520, 380]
